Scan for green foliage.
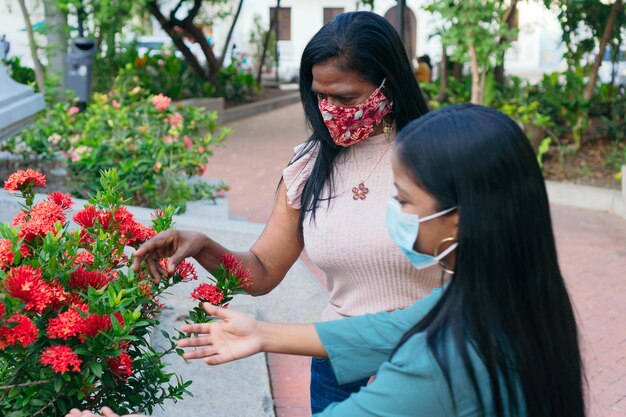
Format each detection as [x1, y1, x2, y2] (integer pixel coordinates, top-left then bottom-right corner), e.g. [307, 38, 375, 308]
[1, 57, 36, 88]
[426, 0, 517, 68]
[92, 47, 214, 100]
[218, 60, 257, 104]
[12, 73, 230, 212]
[545, 0, 626, 70]
[0, 170, 192, 416]
[527, 69, 591, 148]
[56, 0, 146, 58]
[249, 14, 277, 73]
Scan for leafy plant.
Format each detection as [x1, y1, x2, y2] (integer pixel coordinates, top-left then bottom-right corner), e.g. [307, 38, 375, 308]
[1, 56, 36, 88]
[218, 59, 257, 104]
[0, 169, 249, 416]
[13, 74, 230, 212]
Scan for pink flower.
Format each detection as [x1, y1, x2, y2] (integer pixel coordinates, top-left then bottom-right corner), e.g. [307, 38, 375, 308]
[154, 161, 162, 172]
[112, 100, 121, 109]
[167, 113, 184, 127]
[138, 126, 148, 133]
[198, 147, 205, 153]
[163, 136, 175, 144]
[69, 106, 80, 115]
[150, 94, 172, 111]
[183, 136, 193, 149]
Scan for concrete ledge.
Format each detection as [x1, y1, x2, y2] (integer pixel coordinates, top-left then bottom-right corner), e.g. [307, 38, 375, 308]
[546, 179, 625, 220]
[220, 92, 301, 124]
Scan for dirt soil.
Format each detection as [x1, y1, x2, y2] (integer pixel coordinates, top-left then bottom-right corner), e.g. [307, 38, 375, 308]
[542, 139, 623, 190]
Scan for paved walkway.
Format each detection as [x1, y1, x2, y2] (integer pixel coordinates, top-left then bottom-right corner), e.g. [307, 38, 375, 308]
[205, 103, 626, 417]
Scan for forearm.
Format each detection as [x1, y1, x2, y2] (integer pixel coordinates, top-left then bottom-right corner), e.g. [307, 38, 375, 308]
[259, 322, 327, 358]
[193, 237, 288, 296]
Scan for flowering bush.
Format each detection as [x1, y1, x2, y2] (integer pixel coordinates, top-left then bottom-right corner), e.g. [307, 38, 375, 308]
[12, 74, 230, 213]
[0, 169, 249, 416]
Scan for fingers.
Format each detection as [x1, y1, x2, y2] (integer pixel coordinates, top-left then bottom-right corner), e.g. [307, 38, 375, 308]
[205, 355, 231, 366]
[180, 322, 213, 335]
[101, 407, 121, 417]
[177, 335, 212, 348]
[64, 410, 100, 417]
[182, 346, 217, 360]
[202, 303, 232, 320]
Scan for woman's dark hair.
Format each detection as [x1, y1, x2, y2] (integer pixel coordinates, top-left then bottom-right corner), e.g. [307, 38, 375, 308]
[393, 104, 585, 417]
[293, 11, 429, 238]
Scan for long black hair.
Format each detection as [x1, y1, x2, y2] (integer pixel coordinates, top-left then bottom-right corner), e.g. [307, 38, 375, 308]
[293, 11, 428, 238]
[393, 104, 585, 417]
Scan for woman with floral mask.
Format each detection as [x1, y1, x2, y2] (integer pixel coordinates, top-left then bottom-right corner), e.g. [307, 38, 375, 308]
[131, 11, 435, 411]
[171, 104, 586, 417]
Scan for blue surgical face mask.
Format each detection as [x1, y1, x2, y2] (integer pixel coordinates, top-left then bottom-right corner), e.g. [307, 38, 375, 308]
[386, 198, 458, 270]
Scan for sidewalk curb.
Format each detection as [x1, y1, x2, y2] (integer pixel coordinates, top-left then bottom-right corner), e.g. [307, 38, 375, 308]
[220, 92, 301, 124]
[546, 178, 625, 220]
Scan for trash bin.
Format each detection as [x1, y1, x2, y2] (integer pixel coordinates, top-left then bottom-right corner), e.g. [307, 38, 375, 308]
[66, 38, 97, 105]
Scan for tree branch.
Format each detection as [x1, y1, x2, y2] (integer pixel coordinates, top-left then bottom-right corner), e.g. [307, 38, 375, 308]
[219, 0, 245, 67]
[148, 0, 208, 80]
[583, 0, 623, 101]
[183, 0, 203, 24]
[0, 380, 50, 390]
[170, 0, 185, 21]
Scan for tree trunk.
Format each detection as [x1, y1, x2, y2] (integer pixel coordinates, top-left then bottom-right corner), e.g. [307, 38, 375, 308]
[180, 19, 221, 87]
[44, 0, 68, 98]
[256, 0, 281, 85]
[147, 0, 208, 81]
[435, 45, 449, 102]
[468, 43, 483, 104]
[494, 0, 518, 85]
[16, 0, 46, 93]
[219, 0, 245, 68]
[452, 61, 462, 81]
[583, 0, 622, 101]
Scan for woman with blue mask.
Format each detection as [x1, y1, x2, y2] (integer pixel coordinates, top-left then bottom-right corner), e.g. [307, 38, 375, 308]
[168, 104, 586, 417]
[68, 105, 586, 417]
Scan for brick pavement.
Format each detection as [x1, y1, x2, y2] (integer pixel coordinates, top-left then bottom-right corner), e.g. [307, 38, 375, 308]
[204, 103, 626, 417]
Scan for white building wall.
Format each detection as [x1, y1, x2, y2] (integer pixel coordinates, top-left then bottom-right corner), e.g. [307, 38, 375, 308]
[0, 0, 45, 67]
[1, 0, 567, 84]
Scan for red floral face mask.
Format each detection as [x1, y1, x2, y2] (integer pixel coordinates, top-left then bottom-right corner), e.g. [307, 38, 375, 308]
[318, 78, 392, 147]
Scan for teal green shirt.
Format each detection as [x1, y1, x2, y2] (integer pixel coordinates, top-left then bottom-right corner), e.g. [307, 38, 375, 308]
[314, 288, 525, 417]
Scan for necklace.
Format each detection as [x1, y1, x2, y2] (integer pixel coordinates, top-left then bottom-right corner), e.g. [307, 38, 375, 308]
[351, 120, 395, 201]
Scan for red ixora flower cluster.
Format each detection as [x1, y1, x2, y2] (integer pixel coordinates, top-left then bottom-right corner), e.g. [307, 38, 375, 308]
[220, 253, 253, 287]
[159, 258, 198, 282]
[108, 352, 133, 381]
[0, 170, 148, 379]
[0, 315, 38, 349]
[191, 283, 224, 304]
[11, 199, 67, 241]
[3, 169, 46, 191]
[40, 345, 82, 373]
[4, 265, 69, 313]
[190, 254, 252, 306]
[73, 206, 156, 247]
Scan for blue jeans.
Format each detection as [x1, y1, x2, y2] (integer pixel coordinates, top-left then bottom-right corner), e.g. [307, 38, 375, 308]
[310, 357, 369, 414]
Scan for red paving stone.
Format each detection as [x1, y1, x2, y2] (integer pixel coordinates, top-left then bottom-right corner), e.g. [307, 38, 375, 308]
[204, 103, 626, 416]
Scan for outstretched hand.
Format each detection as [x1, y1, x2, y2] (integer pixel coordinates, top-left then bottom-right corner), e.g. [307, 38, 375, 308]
[65, 406, 146, 417]
[130, 230, 207, 282]
[177, 303, 263, 365]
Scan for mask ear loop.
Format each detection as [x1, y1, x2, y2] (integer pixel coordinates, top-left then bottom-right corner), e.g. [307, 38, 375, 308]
[434, 237, 457, 275]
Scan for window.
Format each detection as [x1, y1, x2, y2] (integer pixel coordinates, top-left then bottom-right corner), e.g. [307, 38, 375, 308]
[323, 7, 344, 25]
[269, 7, 292, 41]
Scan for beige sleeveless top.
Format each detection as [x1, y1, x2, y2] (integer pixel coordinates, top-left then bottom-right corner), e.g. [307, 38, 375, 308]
[283, 132, 442, 321]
